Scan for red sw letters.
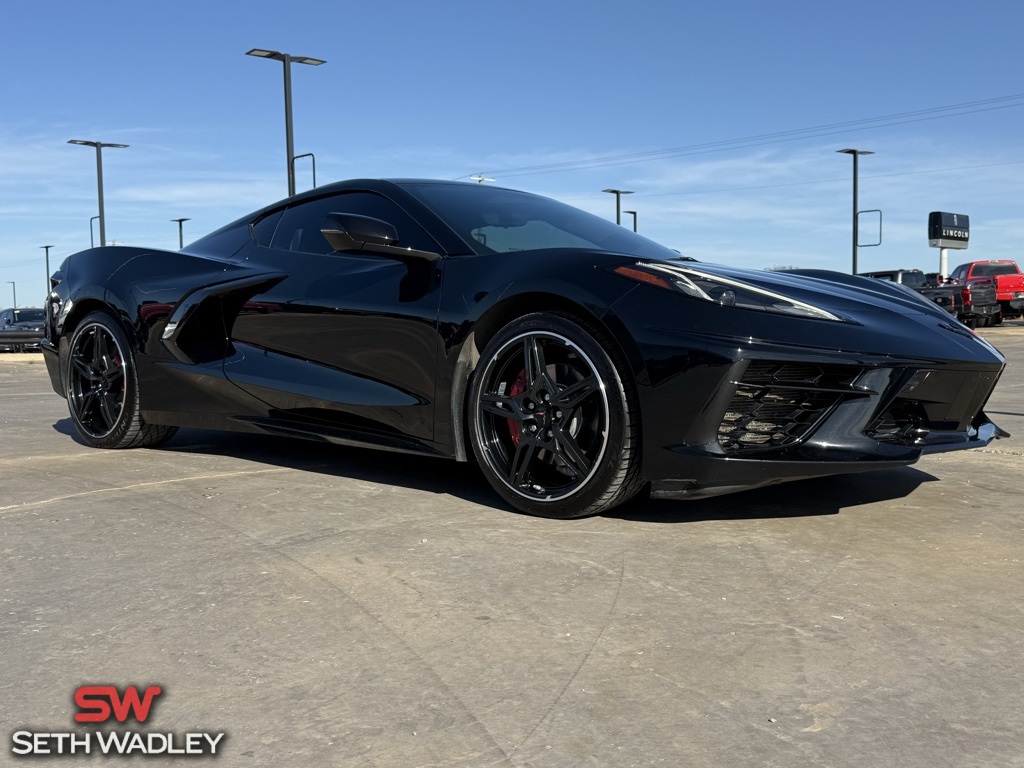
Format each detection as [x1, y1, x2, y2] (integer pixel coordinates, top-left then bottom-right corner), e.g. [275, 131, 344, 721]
[74, 685, 163, 723]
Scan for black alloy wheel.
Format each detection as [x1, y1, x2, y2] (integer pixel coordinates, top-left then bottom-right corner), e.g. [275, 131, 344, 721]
[66, 310, 178, 449]
[469, 313, 643, 518]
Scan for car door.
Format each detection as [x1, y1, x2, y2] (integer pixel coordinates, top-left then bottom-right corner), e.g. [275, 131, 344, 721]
[223, 190, 445, 444]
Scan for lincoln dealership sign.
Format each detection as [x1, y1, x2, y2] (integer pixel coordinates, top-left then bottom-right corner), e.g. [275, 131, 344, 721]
[928, 211, 969, 249]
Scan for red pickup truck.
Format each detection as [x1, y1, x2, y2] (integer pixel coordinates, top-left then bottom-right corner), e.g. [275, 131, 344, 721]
[950, 260, 1024, 321]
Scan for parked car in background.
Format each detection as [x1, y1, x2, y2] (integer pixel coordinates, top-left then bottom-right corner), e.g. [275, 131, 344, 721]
[0, 307, 46, 352]
[859, 269, 1000, 328]
[950, 260, 1024, 320]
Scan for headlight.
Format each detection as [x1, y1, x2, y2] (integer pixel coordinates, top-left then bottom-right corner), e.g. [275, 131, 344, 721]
[613, 262, 845, 322]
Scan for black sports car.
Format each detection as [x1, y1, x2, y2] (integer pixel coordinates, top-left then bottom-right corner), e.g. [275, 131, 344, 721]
[42, 179, 1007, 517]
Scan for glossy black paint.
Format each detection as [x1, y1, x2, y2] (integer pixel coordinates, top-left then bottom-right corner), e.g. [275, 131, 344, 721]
[43, 179, 1007, 503]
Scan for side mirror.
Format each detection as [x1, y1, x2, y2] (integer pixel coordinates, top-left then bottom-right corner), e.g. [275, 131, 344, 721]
[321, 213, 442, 262]
[322, 212, 398, 250]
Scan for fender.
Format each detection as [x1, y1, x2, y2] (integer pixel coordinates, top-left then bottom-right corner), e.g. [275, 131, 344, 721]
[440, 274, 644, 462]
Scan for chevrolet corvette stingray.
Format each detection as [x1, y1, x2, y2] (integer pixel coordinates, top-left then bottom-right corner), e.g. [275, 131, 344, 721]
[42, 179, 1007, 517]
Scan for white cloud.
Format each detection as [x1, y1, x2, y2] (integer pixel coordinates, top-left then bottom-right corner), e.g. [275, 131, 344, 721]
[3, 128, 1023, 298]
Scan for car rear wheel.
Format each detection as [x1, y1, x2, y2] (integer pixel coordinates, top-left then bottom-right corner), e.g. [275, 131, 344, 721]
[66, 311, 178, 449]
[468, 312, 643, 518]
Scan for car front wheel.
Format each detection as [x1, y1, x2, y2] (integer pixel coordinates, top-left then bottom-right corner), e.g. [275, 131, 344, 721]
[65, 310, 178, 449]
[468, 313, 643, 518]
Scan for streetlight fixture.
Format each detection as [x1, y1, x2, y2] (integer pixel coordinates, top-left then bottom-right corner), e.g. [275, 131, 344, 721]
[836, 149, 874, 274]
[623, 210, 638, 233]
[171, 218, 191, 249]
[6, 282, 15, 310]
[89, 216, 100, 248]
[246, 48, 325, 197]
[41, 245, 54, 296]
[602, 188, 634, 225]
[69, 140, 129, 248]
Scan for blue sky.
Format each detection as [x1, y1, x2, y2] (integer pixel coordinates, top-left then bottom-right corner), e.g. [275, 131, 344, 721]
[3, 0, 1023, 306]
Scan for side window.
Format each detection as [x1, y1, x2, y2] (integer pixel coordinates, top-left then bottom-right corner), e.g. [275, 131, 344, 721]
[903, 272, 924, 289]
[251, 209, 284, 246]
[951, 265, 967, 281]
[270, 192, 439, 255]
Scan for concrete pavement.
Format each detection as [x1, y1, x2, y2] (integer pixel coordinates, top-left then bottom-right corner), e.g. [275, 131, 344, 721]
[2, 327, 1023, 767]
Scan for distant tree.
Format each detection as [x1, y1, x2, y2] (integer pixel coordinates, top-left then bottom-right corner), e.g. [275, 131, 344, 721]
[765, 265, 802, 271]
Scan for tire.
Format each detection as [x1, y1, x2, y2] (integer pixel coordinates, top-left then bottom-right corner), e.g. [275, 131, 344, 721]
[468, 312, 643, 518]
[65, 310, 178, 449]
[991, 313, 1003, 326]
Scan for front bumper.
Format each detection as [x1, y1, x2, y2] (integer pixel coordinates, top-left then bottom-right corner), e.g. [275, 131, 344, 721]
[0, 329, 44, 350]
[606, 283, 1007, 501]
[644, 354, 1005, 499]
[650, 414, 1005, 500]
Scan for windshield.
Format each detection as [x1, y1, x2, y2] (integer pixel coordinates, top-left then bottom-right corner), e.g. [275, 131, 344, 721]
[12, 309, 44, 323]
[864, 271, 925, 288]
[402, 182, 682, 260]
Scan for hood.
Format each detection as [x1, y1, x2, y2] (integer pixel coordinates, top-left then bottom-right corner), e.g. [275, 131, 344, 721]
[672, 261, 951, 319]
[634, 257, 1003, 364]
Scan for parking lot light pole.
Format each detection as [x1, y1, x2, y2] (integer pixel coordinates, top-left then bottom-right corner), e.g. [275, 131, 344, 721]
[69, 140, 129, 248]
[41, 245, 53, 296]
[246, 48, 325, 197]
[623, 210, 638, 233]
[837, 149, 874, 274]
[7, 281, 15, 310]
[602, 188, 634, 225]
[171, 218, 191, 249]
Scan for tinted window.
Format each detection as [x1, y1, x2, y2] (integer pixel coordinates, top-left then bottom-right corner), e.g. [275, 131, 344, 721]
[402, 182, 682, 260]
[901, 272, 925, 289]
[13, 309, 44, 322]
[971, 263, 1018, 277]
[270, 192, 439, 255]
[951, 265, 968, 280]
[251, 209, 284, 246]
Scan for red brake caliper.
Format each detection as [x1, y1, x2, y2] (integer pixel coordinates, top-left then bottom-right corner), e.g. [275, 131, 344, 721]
[507, 370, 527, 447]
